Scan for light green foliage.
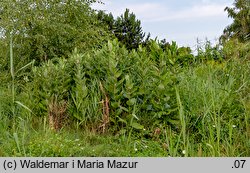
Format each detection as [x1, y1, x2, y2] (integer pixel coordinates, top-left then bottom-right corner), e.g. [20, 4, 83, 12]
[28, 58, 71, 115]
[0, 119, 166, 156]
[222, 39, 250, 60]
[148, 40, 194, 67]
[88, 40, 180, 131]
[1, 38, 249, 156]
[0, 0, 110, 64]
[196, 40, 224, 62]
[68, 51, 102, 125]
[25, 40, 178, 131]
[177, 60, 250, 156]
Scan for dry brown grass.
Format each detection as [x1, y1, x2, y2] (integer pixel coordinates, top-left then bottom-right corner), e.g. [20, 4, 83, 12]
[48, 97, 68, 131]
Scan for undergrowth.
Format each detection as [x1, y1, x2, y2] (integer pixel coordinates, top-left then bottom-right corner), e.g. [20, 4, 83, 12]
[0, 40, 249, 157]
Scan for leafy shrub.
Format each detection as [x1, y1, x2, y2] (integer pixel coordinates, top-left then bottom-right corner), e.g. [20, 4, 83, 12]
[25, 40, 180, 132]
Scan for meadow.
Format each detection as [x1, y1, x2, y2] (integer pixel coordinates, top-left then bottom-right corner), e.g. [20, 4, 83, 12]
[0, 39, 249, 157]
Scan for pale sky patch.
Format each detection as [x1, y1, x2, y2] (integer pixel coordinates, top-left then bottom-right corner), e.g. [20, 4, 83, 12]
[92, 0, 234, 48]
[126, 3, 228, 22]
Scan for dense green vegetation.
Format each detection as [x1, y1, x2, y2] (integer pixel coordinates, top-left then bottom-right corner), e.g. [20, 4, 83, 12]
[0, 0, 249, 157]
[221, 0, 250, 43]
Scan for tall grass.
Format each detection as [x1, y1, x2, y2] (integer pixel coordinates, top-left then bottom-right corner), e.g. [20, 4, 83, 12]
[10, 34, 15, 117]
[175, 86, 187, 156]
[0, 35, 33, 156]
[176, 60, 250, 156]
[9, 35, 33, 119]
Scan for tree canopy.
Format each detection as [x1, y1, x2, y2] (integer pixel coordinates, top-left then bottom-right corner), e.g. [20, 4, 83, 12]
[0, 0, 110, 64]
[221, 0, 250, 42]
[97, 9, 150, 50]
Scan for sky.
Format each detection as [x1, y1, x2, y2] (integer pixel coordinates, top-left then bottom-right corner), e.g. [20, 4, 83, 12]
[92, 0, 234, 49]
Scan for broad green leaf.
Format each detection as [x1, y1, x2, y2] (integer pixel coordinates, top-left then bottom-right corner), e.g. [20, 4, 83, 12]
[131, 122, 144, 130]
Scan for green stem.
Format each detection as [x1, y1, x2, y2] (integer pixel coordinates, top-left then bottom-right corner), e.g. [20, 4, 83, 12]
[10, 34, 15, 117]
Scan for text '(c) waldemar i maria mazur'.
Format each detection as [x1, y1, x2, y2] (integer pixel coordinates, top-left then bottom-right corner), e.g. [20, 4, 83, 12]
[19, 159, 139, 169]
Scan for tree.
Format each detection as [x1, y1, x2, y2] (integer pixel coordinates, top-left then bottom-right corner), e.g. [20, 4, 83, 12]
[97, 9, 149, 50]
[221, 0, 250, 42]
[114, 9, 147, 50]
[97, 10, 115, 32]
[0, 0, 110, 64]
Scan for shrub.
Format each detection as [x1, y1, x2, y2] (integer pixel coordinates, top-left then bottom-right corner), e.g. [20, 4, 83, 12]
[25, 40, 180, 132]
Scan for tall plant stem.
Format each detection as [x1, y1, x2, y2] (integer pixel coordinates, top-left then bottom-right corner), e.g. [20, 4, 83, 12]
[10, 34, 15, 118]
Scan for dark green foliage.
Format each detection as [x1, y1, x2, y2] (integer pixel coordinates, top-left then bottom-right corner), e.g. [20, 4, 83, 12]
[97, 9, 149, 50]
[219, 0, 250, 61]
[221, 0, 250, 42]
[114, 9, 146, 50]
[97, 10, 115, 32]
